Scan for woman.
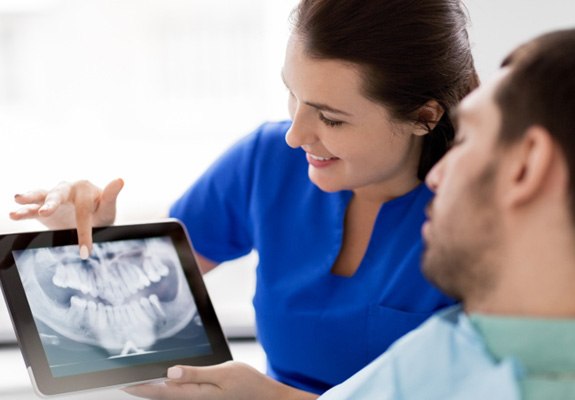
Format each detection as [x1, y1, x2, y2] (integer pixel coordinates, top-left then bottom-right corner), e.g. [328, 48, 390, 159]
[11, 0, 478, 395]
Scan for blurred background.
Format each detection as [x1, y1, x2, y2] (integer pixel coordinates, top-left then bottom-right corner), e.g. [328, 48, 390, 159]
[0, 0, 574, 397]
[0, 0, 298, 348]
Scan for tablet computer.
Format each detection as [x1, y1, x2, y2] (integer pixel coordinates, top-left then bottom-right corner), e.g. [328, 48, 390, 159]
[0, 219, 232, 397]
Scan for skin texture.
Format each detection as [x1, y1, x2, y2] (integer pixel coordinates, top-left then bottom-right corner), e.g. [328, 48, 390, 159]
[282, 34, 441, 276]
[122, 362, 318, 400]
[424, 68, 575, 317]
[6, 32, 443, 400]
[110, 58, 575, 400]
[283, 35, 429, 201]
[10, 29, 575, 399]
[117, 65, 575, 400]
[9, 33, 441, 273]
[422, 72, 508, 306]
[11, 179, 124, 256]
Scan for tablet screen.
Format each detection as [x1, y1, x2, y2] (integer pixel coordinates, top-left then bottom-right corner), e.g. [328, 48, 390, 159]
[0, 221, 232, 396]
[13, 236, 211, 378]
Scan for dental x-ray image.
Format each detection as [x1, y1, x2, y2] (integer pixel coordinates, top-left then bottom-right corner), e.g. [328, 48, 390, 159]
[12, 236, 212, 377]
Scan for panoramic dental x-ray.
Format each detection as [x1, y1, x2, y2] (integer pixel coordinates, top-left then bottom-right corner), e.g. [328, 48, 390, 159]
[13, 237, 211, 377]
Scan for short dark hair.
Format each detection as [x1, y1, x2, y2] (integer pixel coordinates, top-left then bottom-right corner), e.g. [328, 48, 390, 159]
[496, 29, 575, 220]
[291, 0, 479, 179]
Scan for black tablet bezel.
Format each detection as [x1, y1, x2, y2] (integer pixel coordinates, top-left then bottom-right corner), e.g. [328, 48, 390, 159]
[0, 219, 232, 396]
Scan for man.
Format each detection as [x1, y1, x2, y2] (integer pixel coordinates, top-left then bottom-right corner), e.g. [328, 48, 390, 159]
[114, 28, 575, 399]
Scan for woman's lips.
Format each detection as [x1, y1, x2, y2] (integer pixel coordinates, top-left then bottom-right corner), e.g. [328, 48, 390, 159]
[306, 153, 339, 168]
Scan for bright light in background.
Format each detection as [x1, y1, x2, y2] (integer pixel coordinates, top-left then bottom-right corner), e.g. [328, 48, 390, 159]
[0, 0, 299, 341]
[0, 0, 298, 232]
[0, 0, 572, 232]
[0, 0, 573, 342]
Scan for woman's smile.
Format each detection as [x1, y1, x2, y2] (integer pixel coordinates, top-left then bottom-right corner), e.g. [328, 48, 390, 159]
[306, 152, 339, 168]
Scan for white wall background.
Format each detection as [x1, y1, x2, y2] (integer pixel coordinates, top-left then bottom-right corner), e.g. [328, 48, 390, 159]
[466, 0, 575, 81]
[0, 0, 298, 232]
[0, 0, 573, 232]
[0, 0, 574, 342]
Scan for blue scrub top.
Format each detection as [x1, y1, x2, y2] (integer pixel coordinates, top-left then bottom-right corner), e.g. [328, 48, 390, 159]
[170, 121, 454, 394]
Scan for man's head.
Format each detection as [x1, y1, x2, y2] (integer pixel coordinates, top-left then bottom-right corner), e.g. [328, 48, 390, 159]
[422, 29, 575, 314]
[496, 30, 575, 220]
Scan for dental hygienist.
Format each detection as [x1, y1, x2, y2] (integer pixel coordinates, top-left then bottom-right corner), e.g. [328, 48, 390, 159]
[10, 0, 479, 395]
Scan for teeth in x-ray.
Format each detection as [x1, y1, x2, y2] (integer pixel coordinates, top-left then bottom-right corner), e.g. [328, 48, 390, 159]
[139, 294, 167, 321]
[51, 258, 169, 305]
[67, 293, 159, 348]
[148, 294, 166, 318]
[117, 264, 140, 294]
[127, 298, 151, 326]
[143, 261, 160, 283]
[86, 300, 98, 328]
[19, 238, 198, 355]
[126, 263, 151, 291]
[68, 295, 88, 325]
[87, 271, 99, 297]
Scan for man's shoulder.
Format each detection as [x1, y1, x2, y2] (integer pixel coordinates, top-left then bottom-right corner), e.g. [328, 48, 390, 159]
[383, 305, 520, 399]
[389, 305, 478, 353]
[320, 306, 520, 399]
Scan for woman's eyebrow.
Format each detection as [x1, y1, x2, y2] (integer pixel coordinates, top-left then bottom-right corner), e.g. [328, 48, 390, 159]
[280, 71, 353, 117]
[304, 101, 352, 116]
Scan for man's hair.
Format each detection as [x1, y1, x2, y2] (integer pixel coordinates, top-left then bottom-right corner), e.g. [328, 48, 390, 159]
[291, 0, 479, 180]
[496, 29, 575, 220]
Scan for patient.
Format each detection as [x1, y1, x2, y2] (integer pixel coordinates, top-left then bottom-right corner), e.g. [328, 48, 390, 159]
[121, 28, 575, 399]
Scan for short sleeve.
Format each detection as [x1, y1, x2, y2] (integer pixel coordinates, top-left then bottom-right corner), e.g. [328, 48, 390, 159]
[169, 125, 264, 262]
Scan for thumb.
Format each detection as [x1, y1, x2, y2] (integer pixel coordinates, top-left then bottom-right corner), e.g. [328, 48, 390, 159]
[101, 178, 124, 206]
[96, 178, 124, 224]
[166, 364, 228, 384]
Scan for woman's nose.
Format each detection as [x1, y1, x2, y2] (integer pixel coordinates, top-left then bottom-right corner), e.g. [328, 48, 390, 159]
[285, 110, 317, 149]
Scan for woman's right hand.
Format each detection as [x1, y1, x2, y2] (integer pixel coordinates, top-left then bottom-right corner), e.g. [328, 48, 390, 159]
[123, 361, 319, 400]
[9, 178, 124, 258]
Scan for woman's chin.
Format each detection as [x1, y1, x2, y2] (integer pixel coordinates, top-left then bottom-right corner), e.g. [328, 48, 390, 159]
[309, 178, 344, 193]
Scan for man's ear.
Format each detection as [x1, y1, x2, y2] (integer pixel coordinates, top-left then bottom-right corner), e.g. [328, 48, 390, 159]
[413, 100, 445, 136]
[502, 126, 556, 208]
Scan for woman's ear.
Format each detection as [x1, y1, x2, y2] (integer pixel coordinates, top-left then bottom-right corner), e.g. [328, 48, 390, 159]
[413, 100, 445, 136]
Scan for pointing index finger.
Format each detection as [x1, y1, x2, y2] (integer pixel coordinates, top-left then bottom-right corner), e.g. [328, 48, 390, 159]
[71, 182, 100, 258]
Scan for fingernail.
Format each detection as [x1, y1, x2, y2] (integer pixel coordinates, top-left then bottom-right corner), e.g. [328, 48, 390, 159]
[80, 245, 89, 260]
[167, 367, 182, 379]
[14, 194, 22, 199]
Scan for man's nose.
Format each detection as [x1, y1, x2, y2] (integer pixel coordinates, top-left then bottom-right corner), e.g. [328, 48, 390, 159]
[425, 157, 445, 193]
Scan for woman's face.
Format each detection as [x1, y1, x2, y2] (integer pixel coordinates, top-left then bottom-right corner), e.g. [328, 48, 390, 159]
[283, 34, 424, 200]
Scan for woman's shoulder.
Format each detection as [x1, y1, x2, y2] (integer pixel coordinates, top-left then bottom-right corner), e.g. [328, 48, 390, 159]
[208, 120, 295, 168]
[249, 120, 292, 148]
[224, 120, 292, 157]
[237, 120, 305, 167]
[257, 120, 292, 135]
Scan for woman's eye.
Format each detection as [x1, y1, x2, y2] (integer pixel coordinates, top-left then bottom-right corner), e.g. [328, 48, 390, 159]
[319, 113, 343, 127]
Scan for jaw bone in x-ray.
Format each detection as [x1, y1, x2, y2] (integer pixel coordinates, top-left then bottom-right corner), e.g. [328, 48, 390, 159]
[16, 237, 197, 356]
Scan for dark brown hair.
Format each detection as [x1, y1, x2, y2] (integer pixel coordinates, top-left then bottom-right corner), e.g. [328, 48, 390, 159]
[496, 28, 575, 219]
[292, 0, 479, 180]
